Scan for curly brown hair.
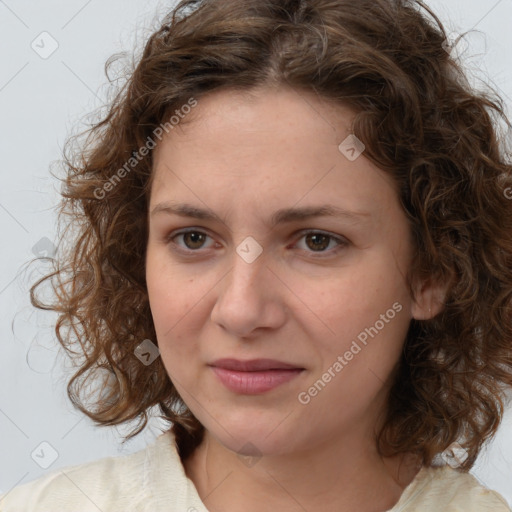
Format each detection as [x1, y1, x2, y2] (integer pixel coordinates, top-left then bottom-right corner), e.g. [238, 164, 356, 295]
[31, 0, 512, 468]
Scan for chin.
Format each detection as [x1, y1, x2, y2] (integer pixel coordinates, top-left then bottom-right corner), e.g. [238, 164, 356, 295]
[203, 416, 300, 457]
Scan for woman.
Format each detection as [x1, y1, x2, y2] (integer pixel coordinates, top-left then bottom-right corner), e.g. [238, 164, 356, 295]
[1, 0, 512, 510]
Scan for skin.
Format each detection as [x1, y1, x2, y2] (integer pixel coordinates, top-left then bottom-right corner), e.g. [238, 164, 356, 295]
[145, 85, 443, 512]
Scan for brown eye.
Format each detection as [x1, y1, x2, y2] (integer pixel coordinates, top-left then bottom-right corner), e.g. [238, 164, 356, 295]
[304, 233, 330, 252]
[181, 231, 207, 250]
[169, 229, 215, 252]
[294, 230, 348, 257]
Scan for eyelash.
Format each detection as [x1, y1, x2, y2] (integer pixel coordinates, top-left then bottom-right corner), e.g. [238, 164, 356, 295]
[166, 228, 348, 258]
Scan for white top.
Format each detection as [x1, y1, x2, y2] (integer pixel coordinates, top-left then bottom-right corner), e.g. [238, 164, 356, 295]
[1, 429, 510, 511]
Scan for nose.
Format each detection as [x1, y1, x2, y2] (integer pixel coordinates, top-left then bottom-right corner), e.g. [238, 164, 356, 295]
[210, 246, 287, 339]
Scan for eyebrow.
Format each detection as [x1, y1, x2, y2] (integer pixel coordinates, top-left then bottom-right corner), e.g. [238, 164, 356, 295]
[150, 202, 371, 228]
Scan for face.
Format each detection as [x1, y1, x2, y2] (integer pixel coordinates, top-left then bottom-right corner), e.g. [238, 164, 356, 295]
[146, 86, 430, 457]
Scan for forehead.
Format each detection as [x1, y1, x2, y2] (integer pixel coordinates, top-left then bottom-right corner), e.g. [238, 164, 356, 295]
[167, 85, 356, 145]
[150, 86, 398, 221]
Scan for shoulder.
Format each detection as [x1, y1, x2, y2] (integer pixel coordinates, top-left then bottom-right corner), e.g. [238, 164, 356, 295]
[0, 429, 187, 512]
[391, 464, 511, 512]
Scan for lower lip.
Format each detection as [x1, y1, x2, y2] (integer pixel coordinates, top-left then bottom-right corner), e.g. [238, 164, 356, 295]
[210, 367, 304, 394]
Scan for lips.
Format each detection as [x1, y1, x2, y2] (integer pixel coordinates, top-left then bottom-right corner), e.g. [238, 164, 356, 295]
[210, 358, 304, 371]
[209, 358, 305, 394]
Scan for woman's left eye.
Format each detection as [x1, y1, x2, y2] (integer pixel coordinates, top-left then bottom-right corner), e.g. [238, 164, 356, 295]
[292, 230, 348, 257]
[167, 229, 348, 256]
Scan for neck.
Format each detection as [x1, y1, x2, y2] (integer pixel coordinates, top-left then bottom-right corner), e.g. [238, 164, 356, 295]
[182, 428, 422, 512]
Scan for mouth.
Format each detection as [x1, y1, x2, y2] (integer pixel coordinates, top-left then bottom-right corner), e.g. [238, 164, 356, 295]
[208, 358, 305, 394]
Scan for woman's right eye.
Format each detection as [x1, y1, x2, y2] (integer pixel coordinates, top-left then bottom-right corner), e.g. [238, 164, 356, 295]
[167, 229, 216, 253]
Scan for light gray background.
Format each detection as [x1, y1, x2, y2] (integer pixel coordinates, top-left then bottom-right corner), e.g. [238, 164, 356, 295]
[1, 0, 511, 505]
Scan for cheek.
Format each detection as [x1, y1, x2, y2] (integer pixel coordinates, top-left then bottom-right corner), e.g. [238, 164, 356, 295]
[147, 275, 201, 387]
[308, 259, 411, 359]
[146, 244, 194, 322]
[146, 251, 200, 358]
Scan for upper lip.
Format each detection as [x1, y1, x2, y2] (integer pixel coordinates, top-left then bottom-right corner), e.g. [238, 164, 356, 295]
[210, 358, 304, 371]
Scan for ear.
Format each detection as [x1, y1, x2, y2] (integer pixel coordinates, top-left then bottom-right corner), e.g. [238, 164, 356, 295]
[411, 276, 448, 320]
